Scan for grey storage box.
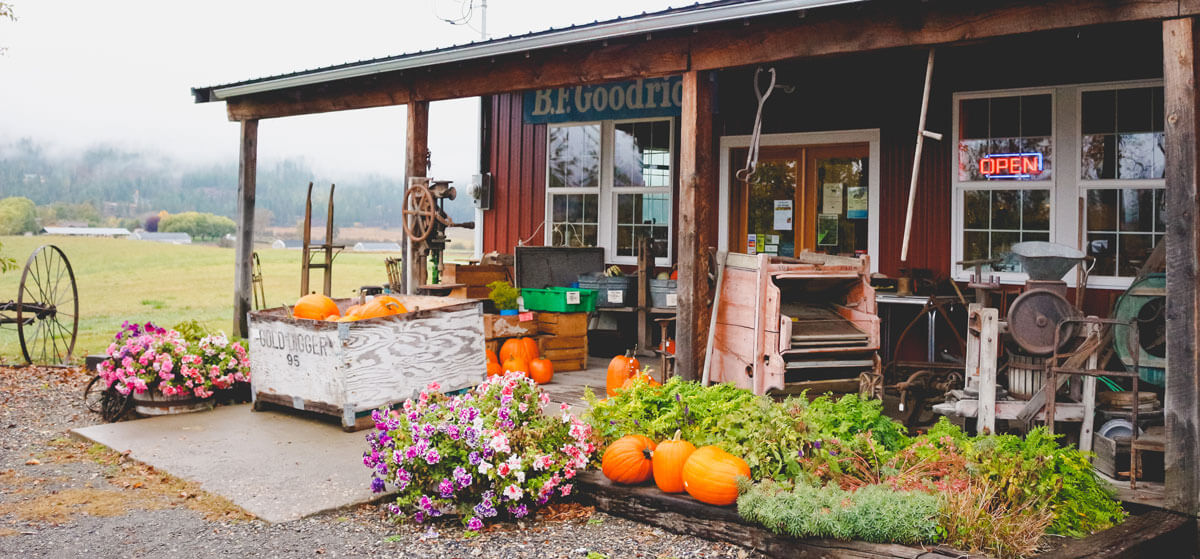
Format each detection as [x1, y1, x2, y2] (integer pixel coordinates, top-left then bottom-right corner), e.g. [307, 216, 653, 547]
[649, 279, 677, 308]
[578, 273, 637, 308]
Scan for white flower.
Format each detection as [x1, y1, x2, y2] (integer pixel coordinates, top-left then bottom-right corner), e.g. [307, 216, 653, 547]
[478, 461, 493, 475]
[503, 483, 522, 500]
[515, 470, 526, 483]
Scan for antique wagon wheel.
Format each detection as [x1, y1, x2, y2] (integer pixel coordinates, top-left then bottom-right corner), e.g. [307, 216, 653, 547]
[402, 183, 437, 243]
[17, 245, 78, 365]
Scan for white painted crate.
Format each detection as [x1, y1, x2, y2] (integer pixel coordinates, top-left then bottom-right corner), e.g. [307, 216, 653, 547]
[247, 295, 485, 430]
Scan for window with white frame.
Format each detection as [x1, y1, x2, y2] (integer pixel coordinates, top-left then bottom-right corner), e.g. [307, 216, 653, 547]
[1079, 85, 1165, 277]
[547, 118, 674, 264]
[952, 81, 1165, 286]
[955, 92, 1054, 274]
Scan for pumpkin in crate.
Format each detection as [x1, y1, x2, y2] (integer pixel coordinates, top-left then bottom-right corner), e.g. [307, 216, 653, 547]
[501, 356, 529, 376]
[681, 446, 751, 506]
[486, 361, 503, 377]
[652, 430, 696, 493]
[528, 358, 554, 384]
[601, 435, 656, 484]
[606, 352, 640, 397]
[293, 294, 339, 320]
[357, 297, 407, 320]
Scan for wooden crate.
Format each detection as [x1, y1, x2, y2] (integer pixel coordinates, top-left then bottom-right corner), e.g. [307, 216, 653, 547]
[483, 312, 538, 340]
[538, 333, 588, 372]
[537, 312, 588, 337]
[444, 263, 509, 299]
[248, 295, 485, 431]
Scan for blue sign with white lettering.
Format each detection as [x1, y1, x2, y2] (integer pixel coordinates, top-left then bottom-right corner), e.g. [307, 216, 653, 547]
[523, 76, 683, 124]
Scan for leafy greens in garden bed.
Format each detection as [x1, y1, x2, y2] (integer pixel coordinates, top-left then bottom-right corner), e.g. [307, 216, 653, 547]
[584, 379, 1126, 558]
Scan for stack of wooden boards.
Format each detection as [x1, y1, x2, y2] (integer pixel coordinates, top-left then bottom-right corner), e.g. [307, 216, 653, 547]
[482, 311, 589, 373]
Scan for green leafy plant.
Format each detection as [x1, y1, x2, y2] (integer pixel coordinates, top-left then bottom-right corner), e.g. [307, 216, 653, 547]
[487, 280, 520, 311]
[738, 478, 940, 544]
[938, 478, 1053, 559]
[172, 319, 210, 343]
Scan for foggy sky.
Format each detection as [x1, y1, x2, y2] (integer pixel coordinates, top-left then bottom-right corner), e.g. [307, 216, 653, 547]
[0, 0, 682, 180]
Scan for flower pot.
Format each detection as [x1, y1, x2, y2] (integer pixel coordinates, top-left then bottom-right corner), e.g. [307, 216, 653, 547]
[499, 309, 519, 316]
[131, 390, 214, 416]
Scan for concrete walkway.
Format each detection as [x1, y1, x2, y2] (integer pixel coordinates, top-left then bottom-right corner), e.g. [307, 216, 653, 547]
[69, 366, 613, 524]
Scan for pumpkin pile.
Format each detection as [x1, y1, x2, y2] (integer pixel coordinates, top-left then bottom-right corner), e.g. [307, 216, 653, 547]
[600, 430, 750, 506]
[606, 351, 660, 396]
[291, 294, 408, 322]
[490, 336, 554, 384]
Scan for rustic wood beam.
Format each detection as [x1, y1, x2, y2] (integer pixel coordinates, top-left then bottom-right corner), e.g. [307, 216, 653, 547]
[1162, 16, 1200, 516]
[676, 70, 716, 382]
[225, 37, 690, 121]
[404, 101, 430, 294]
[690, 0, 1189, 71]
[233, 119, 258, 338]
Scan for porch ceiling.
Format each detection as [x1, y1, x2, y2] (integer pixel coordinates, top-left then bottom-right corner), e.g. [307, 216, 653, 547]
[196, 0, 1198, 122]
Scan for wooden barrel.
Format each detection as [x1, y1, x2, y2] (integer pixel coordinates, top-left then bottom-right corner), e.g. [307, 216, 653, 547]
[132, 390, 215, 416]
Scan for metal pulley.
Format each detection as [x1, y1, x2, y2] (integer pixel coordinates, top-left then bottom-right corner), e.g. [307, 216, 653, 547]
[1007, 288, 1081, 355]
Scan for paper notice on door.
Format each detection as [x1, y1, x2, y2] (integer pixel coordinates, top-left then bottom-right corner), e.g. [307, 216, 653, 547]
[823, 183, 844, 215]
[817, 213, 839, 246]
[847, 186, 868, 219]
[747, 234, 757, 253]
[766, 234, 780, 245]
[773, 200, 793, 230]
[764, 244, 779, 254]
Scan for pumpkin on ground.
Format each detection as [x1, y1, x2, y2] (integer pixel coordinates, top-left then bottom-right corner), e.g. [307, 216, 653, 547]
[293, 293, 339, 320]
[486, 349, 499, 364]
[520, 337, 540, 360]
[501, 356, 529, 376]
[500, 338, 535, 364]
[601, 435, 657, 484]
[528, 357, 554, 384]
[621, 371, 661, 391]
[486, 361, 503, 377]
[606, 352, 640, 396]
[681, 446, 751, 506]
[652, 430, 696, 493]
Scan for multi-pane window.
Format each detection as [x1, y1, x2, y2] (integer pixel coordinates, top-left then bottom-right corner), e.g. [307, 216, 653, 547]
[955, 92, 1054, 274]
[546, 119, 674, 264]
[548, 124, 601, 247]
[1080, 85, 1165, 278]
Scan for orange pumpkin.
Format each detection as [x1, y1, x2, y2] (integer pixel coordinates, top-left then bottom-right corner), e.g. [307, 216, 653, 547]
[499, 338, 534, 364]
[324, 314, 341, 321]
[621, 371, 661, 391]
[601, 435, 657, 484]
[486, 349, 499, 364]
[652, 430, 697, 493]
[681, 446, 751, 506]
[293, 294, 339, 320]
[606, 352, 641, 397]
[501, 356, 529, 376]
[520, 337, 540, 360]
[528, 357, 554, 384]
[356, 297, 407, 320]
[486, 361, 503, 377]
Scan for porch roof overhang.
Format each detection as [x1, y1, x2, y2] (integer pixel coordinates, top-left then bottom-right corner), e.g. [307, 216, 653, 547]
[192, 0, 1199, 121]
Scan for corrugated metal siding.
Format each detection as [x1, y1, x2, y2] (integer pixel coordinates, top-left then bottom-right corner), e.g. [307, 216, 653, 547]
[484, 93, 546, 254]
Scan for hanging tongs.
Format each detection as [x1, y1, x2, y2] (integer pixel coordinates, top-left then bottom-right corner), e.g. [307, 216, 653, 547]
[735, 67, 779, 183]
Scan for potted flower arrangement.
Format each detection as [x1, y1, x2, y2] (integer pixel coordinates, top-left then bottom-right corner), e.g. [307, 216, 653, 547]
[193, 332, 252, 404]
[363, 371, 595, 532]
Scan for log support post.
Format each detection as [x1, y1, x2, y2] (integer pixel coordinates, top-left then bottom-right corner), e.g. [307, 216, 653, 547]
[676, 70, 716, 381]
[404, 100, 430, 294]
[1163, 17, 1200, 516]
[233, 119, 258, 338]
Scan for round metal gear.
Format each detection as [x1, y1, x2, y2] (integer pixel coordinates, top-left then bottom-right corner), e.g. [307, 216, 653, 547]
[1007, 288, 1081, 355]
[402, 184, 437, 242]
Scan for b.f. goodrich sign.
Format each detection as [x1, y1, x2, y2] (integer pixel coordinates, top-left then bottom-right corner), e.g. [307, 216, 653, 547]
[523, 76, 683, 124]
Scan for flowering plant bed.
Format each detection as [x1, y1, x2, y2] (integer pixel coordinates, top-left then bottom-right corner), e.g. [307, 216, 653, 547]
[585, 378, 1130, 558]
[97, 321, 250, 401]
[363, 371, 595, 532]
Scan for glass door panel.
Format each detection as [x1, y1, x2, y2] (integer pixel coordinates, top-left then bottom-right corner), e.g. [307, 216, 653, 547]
[807, 145, 869, 256]
[744, 158, 799, 257]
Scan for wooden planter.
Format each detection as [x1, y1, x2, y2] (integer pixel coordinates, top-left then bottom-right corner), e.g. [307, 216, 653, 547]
[575, 471, 1193, 558]
[131, 390, 215, 416]
[247, 296, 486, 431]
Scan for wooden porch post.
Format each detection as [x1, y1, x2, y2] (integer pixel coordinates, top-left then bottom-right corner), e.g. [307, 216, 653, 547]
[1162, 17, 1200, 516]
[233, 119, 259, 338]
[404, 100, 430, 294]
[677, 70, 716, 381]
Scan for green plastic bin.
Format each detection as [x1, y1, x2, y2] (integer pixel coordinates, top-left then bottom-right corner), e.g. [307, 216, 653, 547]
[521, 287, 598, 313]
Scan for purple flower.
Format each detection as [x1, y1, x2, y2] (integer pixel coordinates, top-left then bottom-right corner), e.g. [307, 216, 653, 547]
[396, 468, 411, 490]
[424, 448, 441, 465]
[829, 450, 839, 456]
[439, 478, 455, 498]
[418, 495, 434, 512]
[473, 500, 497, 519]
[447, 425, 461, 440]
[370, 477, 386, 493]
[466, 517, 484, 531]
[508, 504, 529, 518]
[797, 448, 805, 459]
[413, 511, 426, 523]
[675, 393, 681, 402]
[812, 440, 822, 450]
[468, 451, 482, 466]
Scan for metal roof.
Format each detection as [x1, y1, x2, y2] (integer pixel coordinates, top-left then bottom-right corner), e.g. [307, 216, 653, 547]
[192, 0, 865, 103]
[42, 226, 132, 236]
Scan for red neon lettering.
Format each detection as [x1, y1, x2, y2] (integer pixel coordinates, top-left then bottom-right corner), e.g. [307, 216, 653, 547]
[1008, 156, 1022, 173]
[979, 158, 992, 174]
[1023, 156, 1040, 173]
[994, 157, 1008, 174]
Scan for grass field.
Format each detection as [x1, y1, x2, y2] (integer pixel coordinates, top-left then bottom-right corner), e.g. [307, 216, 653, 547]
[0, 235, 472, 362]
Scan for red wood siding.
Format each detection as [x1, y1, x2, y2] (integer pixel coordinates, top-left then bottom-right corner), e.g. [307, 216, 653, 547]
[483, 93, 546, 254]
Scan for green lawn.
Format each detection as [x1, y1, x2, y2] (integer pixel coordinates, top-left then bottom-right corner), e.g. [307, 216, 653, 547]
[0, 236, 467, 362]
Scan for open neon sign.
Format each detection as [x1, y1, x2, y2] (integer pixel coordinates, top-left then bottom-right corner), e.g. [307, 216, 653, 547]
[979, 152, 1044, 179]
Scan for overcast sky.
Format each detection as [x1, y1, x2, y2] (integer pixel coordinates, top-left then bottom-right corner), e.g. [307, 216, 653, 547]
[0, 0, 683, 179]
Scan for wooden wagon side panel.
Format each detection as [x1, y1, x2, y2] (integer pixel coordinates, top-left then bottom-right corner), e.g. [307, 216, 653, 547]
[342, 306, 486, 412]
[247, 317, 348, 408]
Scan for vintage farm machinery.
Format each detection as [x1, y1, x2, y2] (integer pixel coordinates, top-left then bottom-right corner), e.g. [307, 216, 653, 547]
[402, 178, 474, 288]
[1, 244, 78, 365]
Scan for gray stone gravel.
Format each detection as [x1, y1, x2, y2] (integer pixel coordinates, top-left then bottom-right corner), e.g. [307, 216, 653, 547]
[0, 367, 761, 559]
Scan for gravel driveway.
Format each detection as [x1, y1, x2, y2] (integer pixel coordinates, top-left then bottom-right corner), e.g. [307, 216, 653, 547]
[0, 366, 760, 559]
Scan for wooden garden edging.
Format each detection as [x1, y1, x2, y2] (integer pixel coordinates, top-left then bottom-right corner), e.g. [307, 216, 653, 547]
[576, 471, 1195, 559]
